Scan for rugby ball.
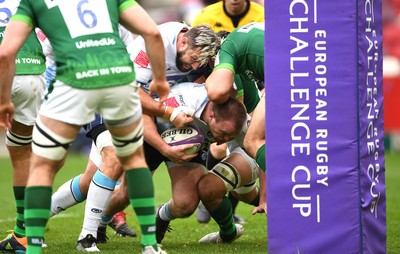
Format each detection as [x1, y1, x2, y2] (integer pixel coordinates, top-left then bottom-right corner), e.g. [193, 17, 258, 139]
[161, 126, 205, 154]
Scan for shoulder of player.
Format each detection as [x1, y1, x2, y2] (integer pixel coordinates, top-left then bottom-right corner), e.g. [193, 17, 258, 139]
[248, 2, 265, 15]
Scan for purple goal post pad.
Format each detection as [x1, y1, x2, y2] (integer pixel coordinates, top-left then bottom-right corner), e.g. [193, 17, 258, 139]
[265, 0, 386, 253]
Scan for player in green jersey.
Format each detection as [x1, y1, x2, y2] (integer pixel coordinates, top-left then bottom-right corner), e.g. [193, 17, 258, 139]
[200, 22, 266, 243]
[0, 1, 169, 254]
[206, 22, 265, 172]
[0, 1, 46, 251]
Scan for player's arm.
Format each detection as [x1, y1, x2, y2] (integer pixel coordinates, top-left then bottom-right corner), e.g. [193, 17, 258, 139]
[205, 68, 235, 104]
[139, 89, 194, 128]
[252, 168, 267, 215]
[139, 88, 166, 117]
[0, 20, 32, 129]
[142, 114, 197, 163]
[119, 4, 169, 102]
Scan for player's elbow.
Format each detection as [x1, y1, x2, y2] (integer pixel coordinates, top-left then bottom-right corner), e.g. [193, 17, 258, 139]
[0, 48, 15, 68]
[144, 27, 162, 41]
[207, 89, 229, 104]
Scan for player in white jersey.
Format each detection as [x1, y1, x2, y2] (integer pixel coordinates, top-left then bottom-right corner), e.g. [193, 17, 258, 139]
[88, 82, 265, 246]
[134, 21, 221, 128]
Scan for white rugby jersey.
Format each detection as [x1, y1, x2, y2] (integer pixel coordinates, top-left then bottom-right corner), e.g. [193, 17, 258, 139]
[130, 22, 191, 90]
[157, 82, 249, 146]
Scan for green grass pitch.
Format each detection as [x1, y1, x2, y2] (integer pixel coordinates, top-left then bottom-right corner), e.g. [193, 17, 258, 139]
[0, 152, 398, 253]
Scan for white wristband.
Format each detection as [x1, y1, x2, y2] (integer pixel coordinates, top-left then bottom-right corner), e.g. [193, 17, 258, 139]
[169, 106, 195, 122]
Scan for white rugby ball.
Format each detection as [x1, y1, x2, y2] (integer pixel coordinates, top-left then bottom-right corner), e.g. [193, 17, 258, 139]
[161, 126, 205, 154]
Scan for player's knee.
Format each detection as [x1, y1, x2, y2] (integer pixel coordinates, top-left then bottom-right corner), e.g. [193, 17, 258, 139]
[32, 118, 74, 160]
[209, 161, 240, 193]
[109, 121, 143, 157]
[198, 175, 219, 201]
[174, 199, 198, 217]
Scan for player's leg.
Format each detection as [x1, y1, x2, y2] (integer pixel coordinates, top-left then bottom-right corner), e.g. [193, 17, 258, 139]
[0, 75, 45, 253]
[156, 162, 207, 244]
[0, 121, 33, 252]
[26, 115, 81, 253]
[106, 175, 136, 238]
[97, 139, 165, 244]
[77, 131, 124, 251]
[196, 143, 226, 223]
[24, 80, 111, 254]
[244, 95, 266, 172]
[50, 149, 98, 216]
[197, 148, 259, 244]
[99, 82, 163, 253]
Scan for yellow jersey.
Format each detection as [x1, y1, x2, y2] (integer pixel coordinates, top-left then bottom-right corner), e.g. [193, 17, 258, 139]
[191, 1, 264, 32]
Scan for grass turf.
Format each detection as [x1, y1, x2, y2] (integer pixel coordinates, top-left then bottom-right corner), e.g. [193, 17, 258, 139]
[0, 151, 398, 253]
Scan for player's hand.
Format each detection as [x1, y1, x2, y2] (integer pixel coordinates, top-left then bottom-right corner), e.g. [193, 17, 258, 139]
[149, 79, 170, 103]
[163, 144, 197, 163]
[252, 201, 267, 215]
[0, 102, 14, 130]
[170, 106, 195, 128]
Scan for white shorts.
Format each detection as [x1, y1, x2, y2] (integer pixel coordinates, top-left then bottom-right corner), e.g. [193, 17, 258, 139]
[12, 74, 45, 126]
[39, 80, 142, 125]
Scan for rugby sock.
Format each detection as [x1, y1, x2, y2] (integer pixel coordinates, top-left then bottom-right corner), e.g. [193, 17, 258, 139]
[25, 186, 51, 254]
[228, 192, 239, 213]
[79, 170, 116, 239]
[255, 144, 266, 172]
[158, 202, 175, 221]
[125, 168, 157, 249]
[100, 215, 113, 227]
[51, 174, 86, 216]
[209, 196, 236, 241]
[13, 186, 25, 238]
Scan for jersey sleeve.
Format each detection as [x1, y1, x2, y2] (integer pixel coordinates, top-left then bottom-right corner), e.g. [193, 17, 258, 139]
[213, 39, 237, 75]
[11, 0, 35, 27]
[118, 0, 138, 13]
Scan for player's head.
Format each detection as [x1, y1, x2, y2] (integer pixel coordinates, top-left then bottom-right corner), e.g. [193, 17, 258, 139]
[208, 98, 247, 144]
[176, 24, 220, 72]
[205, 30, 231, 68]
[224, 0, 249, 16]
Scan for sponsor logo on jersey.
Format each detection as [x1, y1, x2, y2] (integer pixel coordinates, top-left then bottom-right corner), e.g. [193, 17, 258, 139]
[165, 96, 180, 108]
[134, 50, 150, 68]
[75, 38, 116, 49]
[36, 29, 47, 42]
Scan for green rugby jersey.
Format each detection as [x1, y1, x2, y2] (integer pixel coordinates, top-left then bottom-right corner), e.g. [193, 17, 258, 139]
[214, 22, 264, 84]
[11, 0, 139, 89]
[0, 0, 45, 75]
